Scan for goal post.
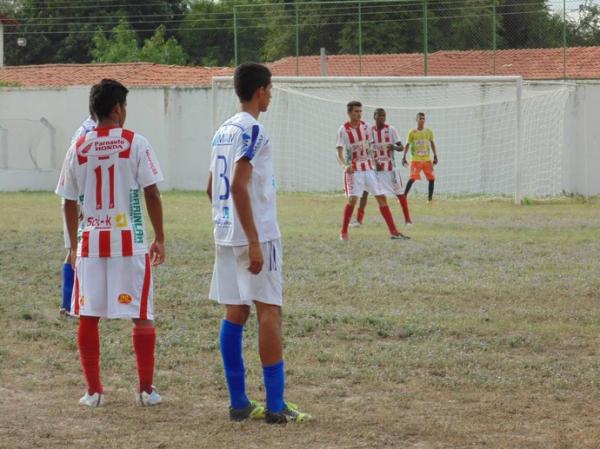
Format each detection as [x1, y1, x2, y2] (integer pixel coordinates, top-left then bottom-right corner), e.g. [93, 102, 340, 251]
[212, 75, 568, 202]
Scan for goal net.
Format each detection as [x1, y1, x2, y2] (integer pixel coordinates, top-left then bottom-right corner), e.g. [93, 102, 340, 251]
[212, 76, 570, 202]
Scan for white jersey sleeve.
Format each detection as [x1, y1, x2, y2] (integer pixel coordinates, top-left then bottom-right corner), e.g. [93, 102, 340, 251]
[56, 145, 79, 201]
[336, 125, 346, 149]
[234, 123, 267, 166]
[70, 117, 97, 146]
[389, 125, 400, 144]
[135, 136, 164, 188]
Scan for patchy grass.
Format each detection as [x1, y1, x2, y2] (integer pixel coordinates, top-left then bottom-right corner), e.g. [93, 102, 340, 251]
[1, 192, 600, 448]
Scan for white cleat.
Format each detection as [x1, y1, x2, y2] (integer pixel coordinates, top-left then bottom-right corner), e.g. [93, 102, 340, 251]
[137, 387, 162, 406]
[348, 220, 362, 228]
[79, 392, 104, 407]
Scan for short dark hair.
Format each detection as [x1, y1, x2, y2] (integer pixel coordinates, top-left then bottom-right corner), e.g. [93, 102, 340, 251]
[347, 100, 362, 113]
[416, 112, 425, 119]
[234, 63, 272, 102]
[89, 79, 128, 120]
[374, 108, 386, 117]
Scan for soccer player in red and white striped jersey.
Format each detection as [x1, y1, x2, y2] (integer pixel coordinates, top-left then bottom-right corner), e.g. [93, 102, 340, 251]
[336, 101, 408, 241]
[56, 79, 165, 408]
[371, 108, 412, 224]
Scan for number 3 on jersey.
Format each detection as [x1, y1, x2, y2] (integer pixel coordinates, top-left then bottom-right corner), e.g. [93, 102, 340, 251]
[217, 155, 230, 201]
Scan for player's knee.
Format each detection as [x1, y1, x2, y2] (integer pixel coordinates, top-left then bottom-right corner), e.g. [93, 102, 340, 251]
[255, 303, 281, 326]
[375, 195, 387, 206]
[348, 196, 358, 206]
[225, 305, 251, 325]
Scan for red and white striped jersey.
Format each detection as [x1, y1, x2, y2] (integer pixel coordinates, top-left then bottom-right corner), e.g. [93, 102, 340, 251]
[336, 121, 374, 171]
[56, 127, 164, 258]
[371, 124, 400, 171]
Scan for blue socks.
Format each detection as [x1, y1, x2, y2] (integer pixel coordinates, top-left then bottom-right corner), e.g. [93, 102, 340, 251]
[62, 263, 74, 312]
[220, 320, 250, 409]
[263, 360, 285, 413]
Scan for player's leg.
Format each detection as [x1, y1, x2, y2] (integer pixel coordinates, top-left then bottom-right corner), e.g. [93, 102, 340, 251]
[74, 256, 106, 407]
[220, 305, 252, 414]
[341, 195, 358, 240]
[367, 172, 409, 239]
[107, 254, 160, 405]
[405, 162, 421, 196]
[211, 244, 263, 420]
[374, 195, 408, 239]
[341, 172, 360, 240]
[391, 169, 412, 224]
[132, 317, 158, 405]
[352, 190, 368, 226]
[244, 240, 310, 423]
[424, 162, 436, 202]
[61, 251, 74, 316]
[61, 204, 74, 316]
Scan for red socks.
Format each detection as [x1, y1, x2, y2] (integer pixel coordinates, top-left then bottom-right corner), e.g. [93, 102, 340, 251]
[78, 316, 103, 395]
[132, 325, 156, 394]
[357, 208, 365, 224]
[398, 194, 412, 223]
[379, 205, 399, 235]
[341, 203, 355, 234]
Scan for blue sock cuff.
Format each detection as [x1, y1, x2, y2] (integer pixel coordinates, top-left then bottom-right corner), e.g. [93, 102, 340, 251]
[62, 263, 74, 311]
[263, 360, 285, 413]
[263, 360, 284, 375]
[221, 319, 244, 335]
[63, 262, 74, 280]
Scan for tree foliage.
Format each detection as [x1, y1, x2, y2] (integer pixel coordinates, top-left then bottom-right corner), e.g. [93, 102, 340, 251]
[3, 0, 600, 67]
[91, 21, 187, 64]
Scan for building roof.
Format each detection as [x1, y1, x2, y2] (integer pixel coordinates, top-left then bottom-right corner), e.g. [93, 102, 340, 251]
[270, 47, 600, 80]
[1, 46, 600, 87]
[0, 62, 233, 87]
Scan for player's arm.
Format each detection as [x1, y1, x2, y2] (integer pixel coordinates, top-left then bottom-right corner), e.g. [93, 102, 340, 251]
[63, 199, 79, 267]
[231, 158, 263, 274]
[337, 146, 353, 173]
[144, 184, 165, 266]
[402, 142, 410, 167]
[431, 139, 438, 165]
[206, 171, 213, 204]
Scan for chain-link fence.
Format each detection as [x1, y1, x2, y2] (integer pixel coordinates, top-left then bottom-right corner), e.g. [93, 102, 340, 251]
[231, 0, 600, 78]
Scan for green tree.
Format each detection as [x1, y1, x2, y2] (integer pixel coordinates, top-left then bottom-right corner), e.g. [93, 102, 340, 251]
[3, 0, 184, 65]
[92, 21, 188, 64]
[140, 25, 187, 64]
[92, 20, 140, 63]
[178, 0, 236, 66]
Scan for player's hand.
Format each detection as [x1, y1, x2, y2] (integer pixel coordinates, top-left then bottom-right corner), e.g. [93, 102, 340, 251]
[433, 155, 438, 165]
[344, 165, 354, 174]
[149, 240, 165, 266]
[402, 158, 408, 168]
[386, 143, 394, 151]
[69, 248, 77, 268]
[248, 242, 263, 274]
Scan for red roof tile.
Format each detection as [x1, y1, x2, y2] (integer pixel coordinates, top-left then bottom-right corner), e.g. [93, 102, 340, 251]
[1, 46, 599, 88]
[0, 62, 233, 87]
[269, 47, 600, 79]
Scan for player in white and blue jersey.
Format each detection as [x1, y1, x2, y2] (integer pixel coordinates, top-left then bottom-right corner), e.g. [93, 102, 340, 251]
[207, 63, 311, 424]
[59, 113, 96, 316]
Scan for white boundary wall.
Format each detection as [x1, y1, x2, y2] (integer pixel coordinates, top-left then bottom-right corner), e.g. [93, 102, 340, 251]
[0, 81, 598, 195]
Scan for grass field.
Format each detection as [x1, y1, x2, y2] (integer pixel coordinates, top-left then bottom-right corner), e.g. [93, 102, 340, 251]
[1, 191, 600, 449]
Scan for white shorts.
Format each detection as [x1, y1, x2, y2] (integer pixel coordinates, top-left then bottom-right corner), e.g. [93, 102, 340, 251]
[71, 253, 154, 319]
[343, 171, 384, 197]
[209, 239, 283, 306]
[377, 168, 404, 196]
